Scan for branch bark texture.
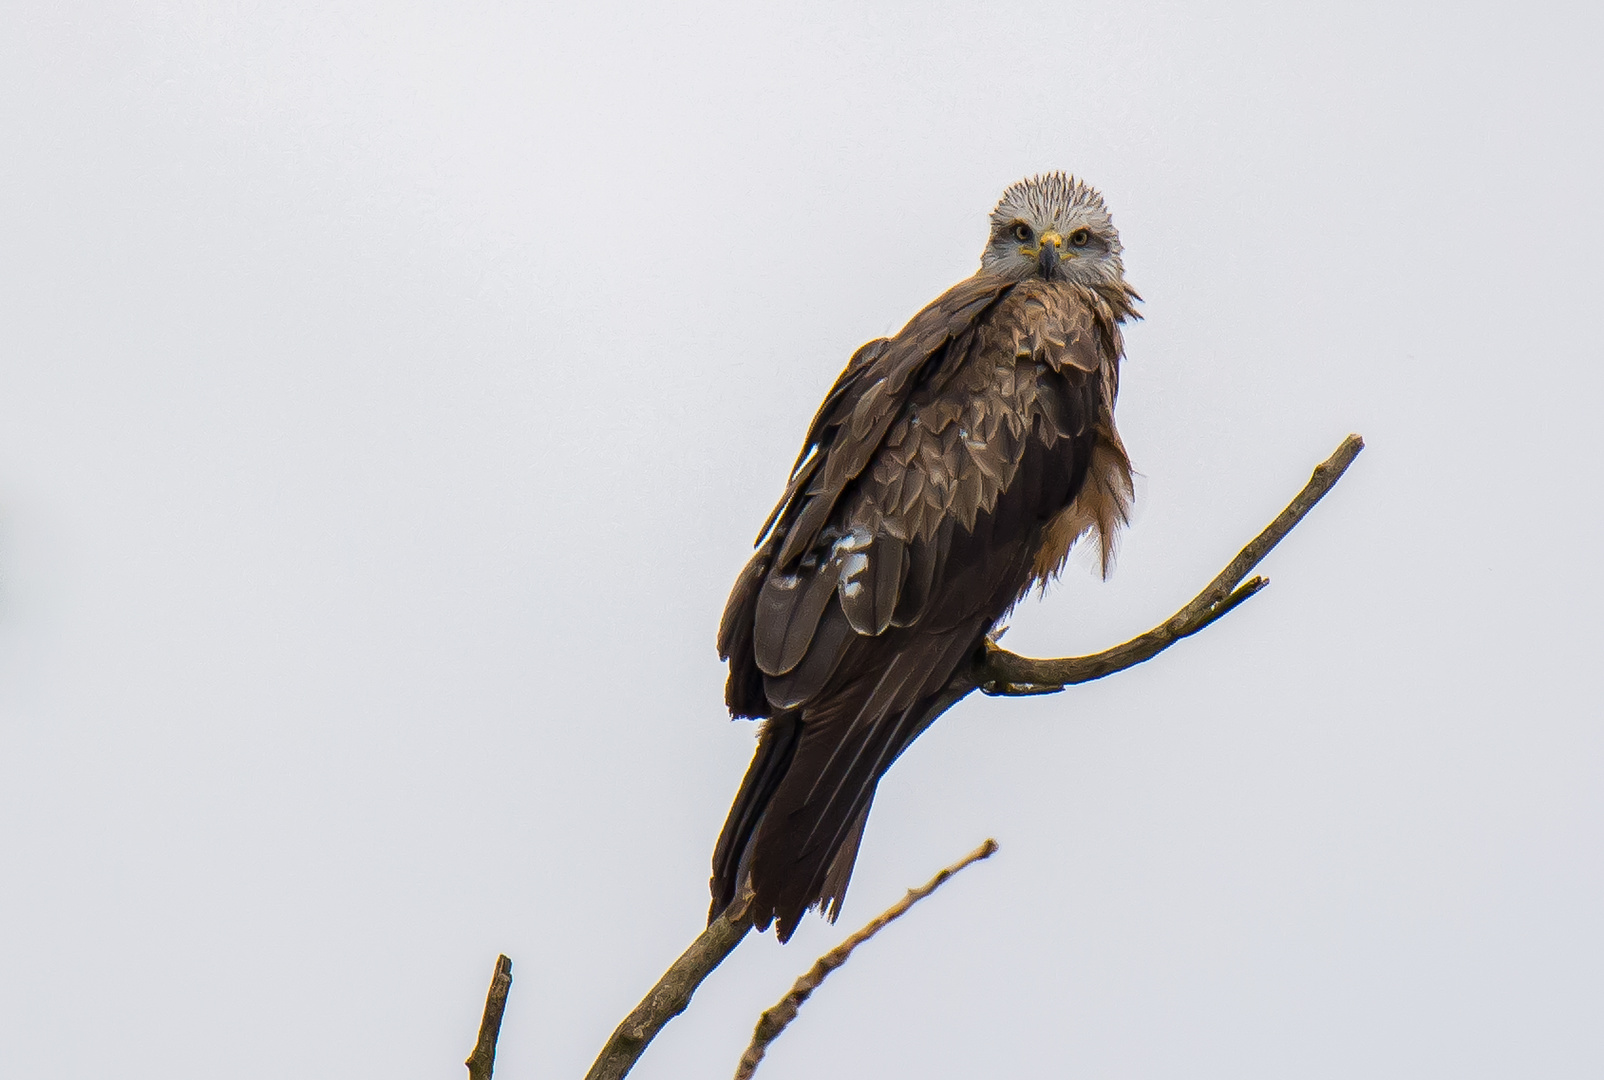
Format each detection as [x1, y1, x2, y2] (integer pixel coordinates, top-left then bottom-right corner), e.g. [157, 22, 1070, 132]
[583, 896, 755, 1080]
[465, 954, 512, 1080]
[972, 433, 1364, 694]
[734, 838, 999, 1080]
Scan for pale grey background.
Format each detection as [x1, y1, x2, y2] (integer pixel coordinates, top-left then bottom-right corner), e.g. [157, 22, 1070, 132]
[1, 2, 1600, 1077]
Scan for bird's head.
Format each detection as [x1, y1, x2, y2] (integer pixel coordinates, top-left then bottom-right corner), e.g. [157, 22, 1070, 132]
[980, 172, 1124, 286]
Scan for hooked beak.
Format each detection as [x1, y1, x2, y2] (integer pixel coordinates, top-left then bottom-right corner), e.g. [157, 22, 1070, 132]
[1036, 231, 1063, 279]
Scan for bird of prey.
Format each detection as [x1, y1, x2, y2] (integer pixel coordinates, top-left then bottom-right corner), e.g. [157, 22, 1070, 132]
[712, 173, 1139, 942]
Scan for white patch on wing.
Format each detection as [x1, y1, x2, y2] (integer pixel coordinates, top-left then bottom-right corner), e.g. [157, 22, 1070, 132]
[830, 526, 873, 556]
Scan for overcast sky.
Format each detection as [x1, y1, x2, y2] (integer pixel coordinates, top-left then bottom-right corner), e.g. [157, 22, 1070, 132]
[2, 2, 1601, 1077]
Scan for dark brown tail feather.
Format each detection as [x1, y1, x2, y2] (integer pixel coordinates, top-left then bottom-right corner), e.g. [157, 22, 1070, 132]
[709, 712, 801, 923]
[709, 704, 906, 939]
[818, 673, 976, 923]
[733, 628, 983, 942]
[819, 802, 871, 921]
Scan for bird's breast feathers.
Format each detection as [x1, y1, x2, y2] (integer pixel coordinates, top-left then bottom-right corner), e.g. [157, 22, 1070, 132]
[852, 278, 1133, 570]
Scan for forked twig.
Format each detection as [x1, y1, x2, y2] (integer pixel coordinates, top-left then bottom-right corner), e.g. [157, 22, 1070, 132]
[733, 839, 1000, 1080]
[974, 434, 1364, 694]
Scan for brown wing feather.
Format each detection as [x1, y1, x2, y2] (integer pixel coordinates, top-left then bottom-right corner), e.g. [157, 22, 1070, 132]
[713, 275, 1138, 938]
[751, 277, 1014, 678]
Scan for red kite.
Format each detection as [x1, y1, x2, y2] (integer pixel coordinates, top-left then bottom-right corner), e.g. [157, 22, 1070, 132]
[713, 174, 1139, 941]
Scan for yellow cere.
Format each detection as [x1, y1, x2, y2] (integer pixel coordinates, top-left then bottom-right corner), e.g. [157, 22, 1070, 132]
[1020, 230, 1075, 259]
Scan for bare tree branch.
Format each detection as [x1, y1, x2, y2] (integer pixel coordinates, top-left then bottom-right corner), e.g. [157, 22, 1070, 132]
[734, 838, 999, 1080]
[574, 433, 1363, 1080]
[583, 894, 756, 1080]
[972, 433, 1364, 695]
[465, 954, 513, 1080]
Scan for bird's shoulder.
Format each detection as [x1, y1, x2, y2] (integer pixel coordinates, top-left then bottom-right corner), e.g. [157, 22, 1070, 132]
[759, 277, 1127, 565]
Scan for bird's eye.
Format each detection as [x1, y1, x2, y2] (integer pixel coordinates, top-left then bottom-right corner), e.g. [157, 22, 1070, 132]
[1011, 222, 1032, 243]
[1069, 229, 1091, 247]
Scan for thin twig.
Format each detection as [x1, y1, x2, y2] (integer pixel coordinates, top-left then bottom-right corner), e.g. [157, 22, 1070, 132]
[733, 838, 1000, 1080]
[583, 893, 756, 1080]
[465, 954, 513, 1080]
[973, 433, 1364, 694]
